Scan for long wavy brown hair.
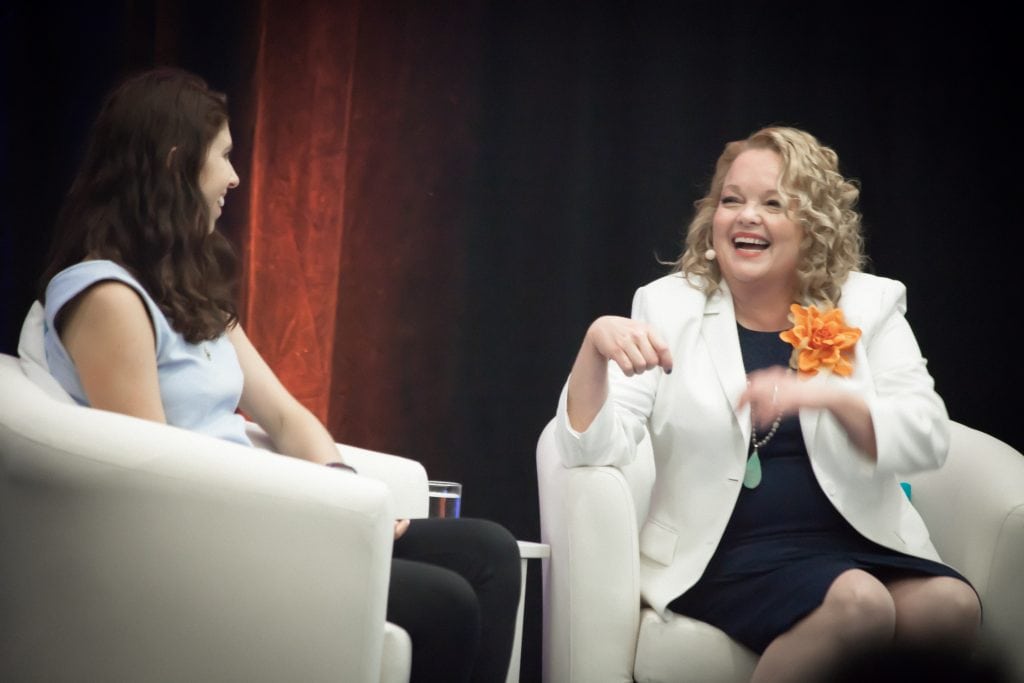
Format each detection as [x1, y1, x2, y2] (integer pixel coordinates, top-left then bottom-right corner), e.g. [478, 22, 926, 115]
[673, 127, 864, 307]
[40, 67, 238, 342]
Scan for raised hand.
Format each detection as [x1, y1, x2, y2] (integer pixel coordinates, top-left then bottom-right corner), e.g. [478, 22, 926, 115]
[737, 365, 877, 459]
[737, 365, 806, 429]
[585, 315, 673, 377]
[567, 316, 672, 432]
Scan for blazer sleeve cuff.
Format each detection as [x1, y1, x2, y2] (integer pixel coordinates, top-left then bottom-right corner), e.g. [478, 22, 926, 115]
[555, 378, 625, 468]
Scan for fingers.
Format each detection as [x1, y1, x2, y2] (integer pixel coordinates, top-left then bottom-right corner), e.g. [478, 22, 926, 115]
[590, 316, 673, 377]
[737, 383, 774, 428]
[614, 337, 657, 377]
[394, 518, 410, 540]
[738, 367, 804, 427]
[649, 330, 674, 374]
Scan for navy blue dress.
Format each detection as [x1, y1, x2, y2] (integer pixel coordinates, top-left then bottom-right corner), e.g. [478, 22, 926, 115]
[666, 325, 971, 654]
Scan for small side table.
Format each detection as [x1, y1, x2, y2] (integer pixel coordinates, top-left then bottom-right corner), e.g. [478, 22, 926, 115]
[507, 540, 550, 683]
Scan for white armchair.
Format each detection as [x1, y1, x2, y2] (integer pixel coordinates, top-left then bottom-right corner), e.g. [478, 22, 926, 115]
[0, 303, 429, 682]
[537, 417, 1024, 683]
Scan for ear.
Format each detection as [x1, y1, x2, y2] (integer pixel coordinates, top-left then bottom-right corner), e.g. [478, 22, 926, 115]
[165, 146, 177, 168]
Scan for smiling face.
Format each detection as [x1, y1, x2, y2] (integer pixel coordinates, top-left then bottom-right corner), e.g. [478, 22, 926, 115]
[711, 148, 802, 299]
[197, 123, 239, 232]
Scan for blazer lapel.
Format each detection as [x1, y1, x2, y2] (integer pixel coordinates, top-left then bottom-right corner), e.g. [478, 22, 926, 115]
[700, 286, 751, 448]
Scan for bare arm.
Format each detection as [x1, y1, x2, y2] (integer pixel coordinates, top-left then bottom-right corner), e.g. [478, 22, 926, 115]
[566, 315, 673, 433]
[229, 325, 407, 538]
[228, 324, 348, 466]
[60, 281, 167, 423]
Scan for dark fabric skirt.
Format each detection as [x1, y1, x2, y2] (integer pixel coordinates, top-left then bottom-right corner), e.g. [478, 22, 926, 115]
[667, 528, 969, 654]
[665, 445, 973, 655]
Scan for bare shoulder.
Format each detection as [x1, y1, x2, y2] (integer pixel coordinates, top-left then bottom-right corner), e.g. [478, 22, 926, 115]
[60, 280, 155, 348]
[58, 279, 166, 421]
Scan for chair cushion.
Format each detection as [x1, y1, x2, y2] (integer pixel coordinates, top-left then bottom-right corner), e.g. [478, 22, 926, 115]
[633, 608, 758, 683]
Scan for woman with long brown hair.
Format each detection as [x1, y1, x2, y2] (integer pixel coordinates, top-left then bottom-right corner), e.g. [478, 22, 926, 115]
[39, 67, 520, 683]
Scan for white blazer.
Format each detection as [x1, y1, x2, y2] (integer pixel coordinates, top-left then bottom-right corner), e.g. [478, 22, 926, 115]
[555, 271, 951, 618]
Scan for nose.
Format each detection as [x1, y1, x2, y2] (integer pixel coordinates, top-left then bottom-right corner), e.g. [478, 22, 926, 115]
[739, 202, 761, 225]
[228, 165, 240, 189]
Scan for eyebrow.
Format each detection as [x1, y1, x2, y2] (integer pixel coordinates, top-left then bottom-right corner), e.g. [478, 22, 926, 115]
[722, 184, 780, 196]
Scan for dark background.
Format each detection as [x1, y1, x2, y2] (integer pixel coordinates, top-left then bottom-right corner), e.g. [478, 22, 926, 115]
[3, 2, 1020, 681]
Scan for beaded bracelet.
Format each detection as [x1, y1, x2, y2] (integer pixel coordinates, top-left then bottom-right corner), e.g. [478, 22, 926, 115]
[326, 461, 358, 474]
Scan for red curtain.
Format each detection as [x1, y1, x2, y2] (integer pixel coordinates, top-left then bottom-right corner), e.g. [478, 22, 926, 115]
[242, 0, 482, 460]
[243, 0, 360, 422]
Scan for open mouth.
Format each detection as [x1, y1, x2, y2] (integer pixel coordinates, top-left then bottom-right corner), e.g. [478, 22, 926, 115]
[733, 235, 769, 252]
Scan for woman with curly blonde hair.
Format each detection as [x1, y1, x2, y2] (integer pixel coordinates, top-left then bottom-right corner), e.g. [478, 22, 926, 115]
[555, 126, 980, 682]
[676, 127, 864, 307]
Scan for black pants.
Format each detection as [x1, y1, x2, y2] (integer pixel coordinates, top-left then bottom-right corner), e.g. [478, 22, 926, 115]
[388, 517, 522, 683]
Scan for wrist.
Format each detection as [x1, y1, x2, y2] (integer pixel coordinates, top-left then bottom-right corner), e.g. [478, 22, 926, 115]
[577, 331, 609, 374]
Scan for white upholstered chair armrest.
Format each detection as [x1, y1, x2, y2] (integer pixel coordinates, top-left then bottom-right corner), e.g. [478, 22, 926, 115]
[904, 421, 1024, 679]
[537, 419, 644, 683]
[0, 354, 396, 682]
[245, 423, 429, 520]
[337, 444, 429, 520]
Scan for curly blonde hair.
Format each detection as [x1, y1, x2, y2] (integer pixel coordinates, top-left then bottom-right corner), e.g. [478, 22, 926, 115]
[673, 127, 864, 307]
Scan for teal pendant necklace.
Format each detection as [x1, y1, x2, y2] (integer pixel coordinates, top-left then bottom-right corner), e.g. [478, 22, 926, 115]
[744, 410, 782, 489]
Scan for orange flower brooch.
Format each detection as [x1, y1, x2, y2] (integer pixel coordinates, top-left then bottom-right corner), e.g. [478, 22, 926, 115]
[779, 304, 861, 377]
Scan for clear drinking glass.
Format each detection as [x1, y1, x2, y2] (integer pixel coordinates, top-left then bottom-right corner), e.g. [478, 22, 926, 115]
[427, 480, 462, 518]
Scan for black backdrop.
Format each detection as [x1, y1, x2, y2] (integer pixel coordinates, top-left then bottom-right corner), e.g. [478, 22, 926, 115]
[3, 3, 1020, 681]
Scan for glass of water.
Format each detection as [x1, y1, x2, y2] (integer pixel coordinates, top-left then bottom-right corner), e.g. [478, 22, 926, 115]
[427, 480, 462, 518]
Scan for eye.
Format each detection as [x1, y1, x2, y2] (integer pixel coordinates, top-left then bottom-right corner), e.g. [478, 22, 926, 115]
[720, 195, 741, 206]
[764, 198, 783, 210]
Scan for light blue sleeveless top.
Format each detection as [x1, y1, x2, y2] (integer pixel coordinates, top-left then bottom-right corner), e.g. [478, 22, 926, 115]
[44, 260, 251, 446]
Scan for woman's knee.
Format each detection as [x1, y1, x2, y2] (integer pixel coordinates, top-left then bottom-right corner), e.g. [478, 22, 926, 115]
[440, 572, 483, 636]
[458, 518, 522, 589]
[932, 578, 982, 632]
[462, 518, 520, 559]
[822, 570, 897, 643]
[892, 577, 981, 646]
[389, 561, 481, 642]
